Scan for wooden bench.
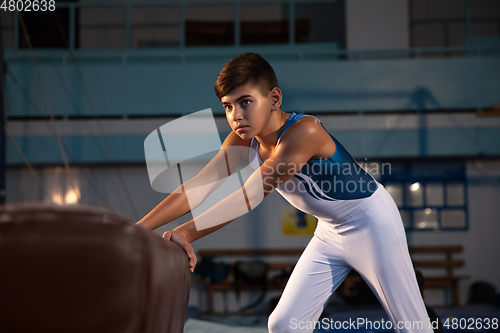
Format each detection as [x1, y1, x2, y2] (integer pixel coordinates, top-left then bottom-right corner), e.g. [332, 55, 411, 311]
[409, 245, 466, 306]
[197, 245, 465, 313]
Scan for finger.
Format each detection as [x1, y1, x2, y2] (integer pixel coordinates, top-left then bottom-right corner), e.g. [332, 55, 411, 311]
[162, 231, 172, 240]
[185, 252, 194, 272]
[190, 257, 196, 272]
[186, 250, 197, 272]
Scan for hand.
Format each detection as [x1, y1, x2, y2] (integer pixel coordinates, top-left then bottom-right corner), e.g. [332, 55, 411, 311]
[163, 230, 197, 273]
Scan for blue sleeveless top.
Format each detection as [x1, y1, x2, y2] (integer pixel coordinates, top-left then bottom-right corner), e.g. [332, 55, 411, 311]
[249, 112, 380, 223]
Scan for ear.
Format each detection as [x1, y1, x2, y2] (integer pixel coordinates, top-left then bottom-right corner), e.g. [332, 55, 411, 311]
[270, 87, 282, 111]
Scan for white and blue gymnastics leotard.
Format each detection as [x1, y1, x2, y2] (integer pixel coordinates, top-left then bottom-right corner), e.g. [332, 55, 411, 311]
[250, 113, 433, 333]
[249, 112, 381, 225]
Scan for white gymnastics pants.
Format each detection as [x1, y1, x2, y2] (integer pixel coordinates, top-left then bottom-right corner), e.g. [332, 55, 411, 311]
[268, 185, 433, 333]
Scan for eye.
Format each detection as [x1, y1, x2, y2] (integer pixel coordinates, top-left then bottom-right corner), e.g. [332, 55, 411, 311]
[241, 100, 251, 107]
[224, 105, 233, 112]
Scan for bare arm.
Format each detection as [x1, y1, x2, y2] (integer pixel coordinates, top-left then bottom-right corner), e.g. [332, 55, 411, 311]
[137, 131, 249, 230]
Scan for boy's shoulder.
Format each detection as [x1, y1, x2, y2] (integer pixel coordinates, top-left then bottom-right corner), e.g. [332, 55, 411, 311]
[278, 114, 335, 159]
[291, 113, 322, 126]
[283, 114, 326, 141]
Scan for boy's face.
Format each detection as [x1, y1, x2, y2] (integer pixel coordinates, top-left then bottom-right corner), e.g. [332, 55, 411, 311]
[221, 83, 276, 140]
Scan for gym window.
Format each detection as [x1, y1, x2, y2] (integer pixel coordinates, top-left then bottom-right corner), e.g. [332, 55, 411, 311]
[380, 161, 468, 231]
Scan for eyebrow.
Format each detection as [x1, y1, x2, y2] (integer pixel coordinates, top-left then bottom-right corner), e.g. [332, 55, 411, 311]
[222, 94, 252, 105]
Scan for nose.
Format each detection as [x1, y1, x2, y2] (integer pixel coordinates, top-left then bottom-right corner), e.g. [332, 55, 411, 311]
[233, 107, 244, 121]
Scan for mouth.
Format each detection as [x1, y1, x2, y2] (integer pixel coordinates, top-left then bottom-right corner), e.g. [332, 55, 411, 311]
[235, 125, 249, 131]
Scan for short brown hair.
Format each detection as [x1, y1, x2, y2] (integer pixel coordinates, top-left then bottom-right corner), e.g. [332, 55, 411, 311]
[214, 52, 279, 100]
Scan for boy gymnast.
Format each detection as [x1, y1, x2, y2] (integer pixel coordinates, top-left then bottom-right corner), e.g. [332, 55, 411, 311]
[137, 52, 433, 333]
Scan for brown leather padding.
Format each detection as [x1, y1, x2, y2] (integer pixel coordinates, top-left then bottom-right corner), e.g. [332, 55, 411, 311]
[0, 203, 191, 333]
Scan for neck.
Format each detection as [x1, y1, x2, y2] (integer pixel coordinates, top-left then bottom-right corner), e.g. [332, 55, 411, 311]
[255, 109, 289, 149]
